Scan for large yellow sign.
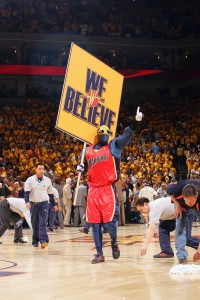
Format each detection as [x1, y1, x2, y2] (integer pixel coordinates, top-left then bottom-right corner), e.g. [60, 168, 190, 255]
[56, 43, 124, 144]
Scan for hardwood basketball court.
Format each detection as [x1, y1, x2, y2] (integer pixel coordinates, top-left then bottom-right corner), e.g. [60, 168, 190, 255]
[0, 224, 200, 300]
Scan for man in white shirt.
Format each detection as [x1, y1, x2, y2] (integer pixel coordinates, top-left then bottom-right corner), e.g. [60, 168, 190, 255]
[25, 163, 57, 249]
[0, 197, 32, 244]
[136, 196, 175, 258]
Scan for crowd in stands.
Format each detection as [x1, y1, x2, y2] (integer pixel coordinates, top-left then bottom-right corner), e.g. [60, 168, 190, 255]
[1, 90, 200, 225]
[0, 0, 200, 39]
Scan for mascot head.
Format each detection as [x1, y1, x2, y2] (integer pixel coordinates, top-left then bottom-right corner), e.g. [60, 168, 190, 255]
[96, 125, 111, 145]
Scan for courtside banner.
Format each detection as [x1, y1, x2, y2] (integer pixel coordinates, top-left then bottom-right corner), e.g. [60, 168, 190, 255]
[56, 43, 124, 144]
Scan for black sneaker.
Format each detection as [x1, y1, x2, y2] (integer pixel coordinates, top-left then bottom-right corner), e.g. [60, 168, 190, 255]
[178, 258, 187, 264]
[32, 243, 39, 247]
[153, 252, 174, 258]
[91, 254, 105, 264]
[47, 227, 54, 232]
[14, 238, 27, 244]
[79, 228, 89, 234]
[112, 244, 120, 259]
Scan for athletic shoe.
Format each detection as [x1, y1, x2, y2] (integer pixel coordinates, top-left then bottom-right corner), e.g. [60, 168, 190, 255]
[14, 238, 27, 244]
[91, 254, 105, 264]
[79, 228, 89, 234]
[112, 244, 120, 259]
[193, 251, 200, 262]
[153, 252, 174, 258]
[47, 227, 54, 232]
[178, 258, 187, 264]
[41, 242, 48, 249]
[32, 243, 39, 247]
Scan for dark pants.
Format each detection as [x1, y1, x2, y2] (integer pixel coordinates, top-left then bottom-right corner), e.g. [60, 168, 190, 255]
[91, 222, 118, 255]
[0, 200, 22, 240]
[48, 203, 56, 229]
[159, 219, 176, 255]
[125, 202, 131, 224]
[30, 201, 49, 244]
[186, 209, 200, 249]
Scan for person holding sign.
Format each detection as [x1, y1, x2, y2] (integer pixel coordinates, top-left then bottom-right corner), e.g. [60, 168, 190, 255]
[77, 107, 143, 263]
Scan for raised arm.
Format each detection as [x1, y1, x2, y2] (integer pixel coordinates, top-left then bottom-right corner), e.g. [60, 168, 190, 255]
[110, 107, 144, 157]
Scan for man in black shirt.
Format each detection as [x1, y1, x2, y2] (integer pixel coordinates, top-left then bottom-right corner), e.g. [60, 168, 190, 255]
[182, 183, 200, 261]
[166, 180, 200, 264]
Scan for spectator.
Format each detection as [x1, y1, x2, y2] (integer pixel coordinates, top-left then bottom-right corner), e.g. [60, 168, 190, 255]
[63, 177, 72, 227]
[73, 181, 87, 227]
